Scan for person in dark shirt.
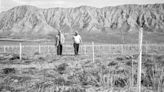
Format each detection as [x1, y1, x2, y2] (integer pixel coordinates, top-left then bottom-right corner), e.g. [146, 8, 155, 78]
[55, 31, 65, 55]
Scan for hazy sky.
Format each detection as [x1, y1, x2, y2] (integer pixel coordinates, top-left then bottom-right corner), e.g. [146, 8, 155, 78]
[0, 0, 164, 12]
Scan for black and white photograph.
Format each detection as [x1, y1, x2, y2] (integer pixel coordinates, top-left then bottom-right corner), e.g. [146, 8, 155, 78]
[0, 0, 164, 92]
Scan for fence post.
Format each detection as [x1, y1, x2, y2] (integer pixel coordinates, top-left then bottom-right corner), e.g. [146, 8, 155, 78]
[137, 28, 143, 92]
[121, 44, 124, 54]
[109, 45, 111, 55]
[145, 42, 148, 54]
[4, 46, 6, 53]
[92, 42, 95, 62]
[39, 44, 41, 54]
[48, 45, 50, 53]
[84, 45, 86, 55]
[19, 43, 22, 60]
[131, 59, 134, 87]
[152, 53, 156, 91]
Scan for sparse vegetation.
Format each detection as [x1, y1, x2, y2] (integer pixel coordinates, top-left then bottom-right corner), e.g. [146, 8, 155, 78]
[0, 50, 164, 92]
[0, 42, 164, 92]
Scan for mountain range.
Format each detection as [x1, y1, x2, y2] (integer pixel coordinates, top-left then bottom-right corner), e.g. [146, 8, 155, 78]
[0, 4, 164, 42]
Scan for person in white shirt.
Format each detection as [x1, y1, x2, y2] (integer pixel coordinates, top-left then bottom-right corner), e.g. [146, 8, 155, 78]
[73, 31, 82, 55]
[55, 30, 65, 55]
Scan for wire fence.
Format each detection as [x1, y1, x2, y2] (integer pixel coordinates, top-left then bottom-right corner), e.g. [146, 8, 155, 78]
[1, 43, 164, 92]
[0, 43, 164, 57]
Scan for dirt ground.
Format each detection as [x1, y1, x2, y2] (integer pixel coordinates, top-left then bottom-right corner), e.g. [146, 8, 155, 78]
[0, 53, 164, 92]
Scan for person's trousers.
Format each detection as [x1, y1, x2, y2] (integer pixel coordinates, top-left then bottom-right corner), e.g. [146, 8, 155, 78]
[57, 44, 63, 55]
[73, 43, 79, 55]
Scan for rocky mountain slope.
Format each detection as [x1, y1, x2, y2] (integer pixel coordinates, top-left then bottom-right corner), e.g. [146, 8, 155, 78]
[0, 4, 164, 38]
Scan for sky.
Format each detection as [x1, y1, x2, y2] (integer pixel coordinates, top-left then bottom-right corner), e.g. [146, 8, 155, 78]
[0, 0, 164, 12]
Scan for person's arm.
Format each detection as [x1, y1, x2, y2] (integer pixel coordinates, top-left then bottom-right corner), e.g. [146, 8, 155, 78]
[79, 35, 82, 44]
[62, 34, 65, 44]
[55, 35, 58, 46]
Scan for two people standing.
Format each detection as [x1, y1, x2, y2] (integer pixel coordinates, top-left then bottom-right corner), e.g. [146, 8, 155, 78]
[55, 31, 82, 56]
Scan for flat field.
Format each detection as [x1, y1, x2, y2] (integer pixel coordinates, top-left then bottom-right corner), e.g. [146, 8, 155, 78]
[0, 43, 164, 92]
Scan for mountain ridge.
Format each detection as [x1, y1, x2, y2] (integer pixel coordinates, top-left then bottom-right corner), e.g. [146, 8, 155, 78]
[0, 3, 164, 39]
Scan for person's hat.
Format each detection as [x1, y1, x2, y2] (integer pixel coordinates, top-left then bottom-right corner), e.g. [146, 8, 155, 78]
[75, 31, 78, 34]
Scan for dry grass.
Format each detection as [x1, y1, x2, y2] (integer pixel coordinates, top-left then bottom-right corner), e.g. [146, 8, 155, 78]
[0, 50, 164, 92]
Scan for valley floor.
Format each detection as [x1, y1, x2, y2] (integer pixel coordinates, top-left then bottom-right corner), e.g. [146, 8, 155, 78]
[0, 52, 164, 92]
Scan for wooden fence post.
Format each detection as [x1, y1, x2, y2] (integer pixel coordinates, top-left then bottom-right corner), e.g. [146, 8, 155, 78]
[131, 59, 134, 87]
[92, 42, 95, 62]
[121, 44, 124, 54]
[152, 53, 158, 91]
[48, 45, 50, 53]
[137, 28, 143, 92]
[145, 42, 148, 54]
[109, 45, 111, 55]
[39, 44, 41, 54]
[84, 45, 86, 55]
[4, 46, 6, 53]
[19, 43, 22, 60]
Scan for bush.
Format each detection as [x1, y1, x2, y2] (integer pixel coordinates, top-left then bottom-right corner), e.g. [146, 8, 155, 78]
[2, 68, 16, 74]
